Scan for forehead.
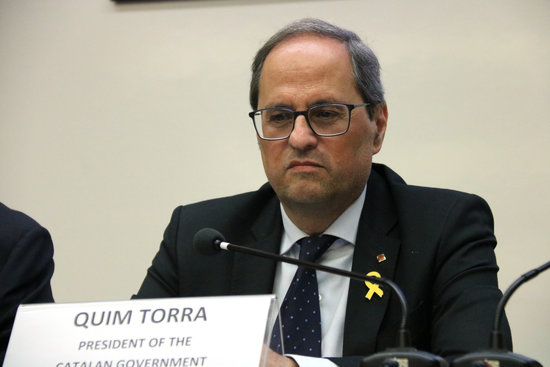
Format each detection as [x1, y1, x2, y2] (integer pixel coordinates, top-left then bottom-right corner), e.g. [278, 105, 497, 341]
[258, 35, 358, 107]
[269, 33, 348, 57]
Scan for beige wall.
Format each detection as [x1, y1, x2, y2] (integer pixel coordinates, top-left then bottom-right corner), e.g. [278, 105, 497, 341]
[1, 0, 549, 363]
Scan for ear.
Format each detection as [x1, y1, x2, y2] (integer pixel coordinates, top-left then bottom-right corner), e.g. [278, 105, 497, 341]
[372, 103, 388, 154]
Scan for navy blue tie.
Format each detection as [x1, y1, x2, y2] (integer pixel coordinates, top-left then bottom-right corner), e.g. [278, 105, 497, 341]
[270, 235, 336, 356]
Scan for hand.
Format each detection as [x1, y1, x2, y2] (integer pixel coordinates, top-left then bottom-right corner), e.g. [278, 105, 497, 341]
[262, 346, 299, 367]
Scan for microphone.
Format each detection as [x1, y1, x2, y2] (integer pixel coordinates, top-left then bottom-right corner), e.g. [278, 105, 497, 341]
[452, 260, 550, 367]
[193, 228, 447, 367]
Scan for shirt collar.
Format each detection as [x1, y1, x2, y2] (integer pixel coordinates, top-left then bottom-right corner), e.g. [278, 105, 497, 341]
[279, 185, 367, 254]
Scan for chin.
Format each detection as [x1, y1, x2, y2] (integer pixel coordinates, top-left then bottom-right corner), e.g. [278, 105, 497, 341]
[281, 185, 331, 206]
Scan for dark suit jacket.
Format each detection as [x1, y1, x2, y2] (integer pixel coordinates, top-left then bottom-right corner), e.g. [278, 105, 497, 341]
[135, 164, 512, 366]
[0, 203, 55, 365]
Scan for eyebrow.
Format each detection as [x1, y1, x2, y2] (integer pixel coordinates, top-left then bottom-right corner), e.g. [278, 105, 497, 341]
[262, 99, 341, 110]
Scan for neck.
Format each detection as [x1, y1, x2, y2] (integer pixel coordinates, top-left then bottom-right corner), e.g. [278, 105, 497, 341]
[281, 196, 357, 236]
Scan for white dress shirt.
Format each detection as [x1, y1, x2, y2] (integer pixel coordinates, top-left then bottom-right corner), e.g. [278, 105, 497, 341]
[271, 186, 367, 366]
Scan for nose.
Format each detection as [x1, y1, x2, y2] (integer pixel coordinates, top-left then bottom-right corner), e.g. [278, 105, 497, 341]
[288, 115, 318, 150]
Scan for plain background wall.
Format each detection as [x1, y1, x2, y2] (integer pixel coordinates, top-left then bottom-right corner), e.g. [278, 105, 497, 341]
[1, 0, 549, 363]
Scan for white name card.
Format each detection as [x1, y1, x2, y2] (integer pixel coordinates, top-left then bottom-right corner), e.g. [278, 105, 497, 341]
[4, 295, 278, 367]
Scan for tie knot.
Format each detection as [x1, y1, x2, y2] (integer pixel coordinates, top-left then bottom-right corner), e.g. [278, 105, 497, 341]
[298, 235, 336, 262]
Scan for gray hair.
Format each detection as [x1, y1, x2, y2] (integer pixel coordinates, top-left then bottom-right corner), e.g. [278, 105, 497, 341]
[249, 18, 385, 118]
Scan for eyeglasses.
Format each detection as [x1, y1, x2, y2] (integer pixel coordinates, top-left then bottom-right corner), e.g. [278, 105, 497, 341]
[249, 103, 369, 141]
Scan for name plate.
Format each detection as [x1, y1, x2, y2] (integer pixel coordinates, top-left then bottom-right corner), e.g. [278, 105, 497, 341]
[4, 295, 278, 367]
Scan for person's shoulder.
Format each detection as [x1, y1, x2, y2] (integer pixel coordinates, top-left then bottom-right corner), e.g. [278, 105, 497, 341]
[175, 182, 276, 212]
[372, 163, 491, 210]
[165, 183, 279, 231]
[0, 202, 53, 266]
[371, 164, 495, 244]
[0, 202, 41, 228]
[0, 202, 46, 243]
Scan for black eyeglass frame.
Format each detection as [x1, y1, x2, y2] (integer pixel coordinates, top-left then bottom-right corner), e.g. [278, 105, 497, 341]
[248, 102, 370, 141]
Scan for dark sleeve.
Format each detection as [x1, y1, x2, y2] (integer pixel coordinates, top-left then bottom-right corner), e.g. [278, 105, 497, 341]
[428, 193, 512, 359]
[133, 207, 182, 299]
[0, 223, 55, 364]
[328, 356, 364, 367]
[331, 194, 512, 367]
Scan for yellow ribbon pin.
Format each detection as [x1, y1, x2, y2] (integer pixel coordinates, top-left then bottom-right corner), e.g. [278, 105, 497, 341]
[364, 271, 384, 300]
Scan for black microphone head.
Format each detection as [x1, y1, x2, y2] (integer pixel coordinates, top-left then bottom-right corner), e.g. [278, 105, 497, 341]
[452, 350, 542, 367]
[362, 348, 448, 367]
[193, 228, 225, 255]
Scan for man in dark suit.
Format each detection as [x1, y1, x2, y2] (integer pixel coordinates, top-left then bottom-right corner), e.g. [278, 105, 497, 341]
[0, 202, 55, 365]
[135, 18, 511, 367]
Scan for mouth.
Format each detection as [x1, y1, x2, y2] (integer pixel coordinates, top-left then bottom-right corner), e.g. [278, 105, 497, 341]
[288, 160, 323, 172]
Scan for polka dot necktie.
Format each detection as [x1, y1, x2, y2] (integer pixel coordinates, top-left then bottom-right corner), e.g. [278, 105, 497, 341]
[270, 235, 336, 357]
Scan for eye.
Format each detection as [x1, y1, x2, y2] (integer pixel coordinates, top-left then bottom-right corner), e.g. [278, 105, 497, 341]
[264, 109, 293, 125]
[310, 106, 346, 122]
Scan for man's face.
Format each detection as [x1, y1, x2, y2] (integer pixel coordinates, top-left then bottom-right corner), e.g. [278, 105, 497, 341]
[257, 35, 387, 215]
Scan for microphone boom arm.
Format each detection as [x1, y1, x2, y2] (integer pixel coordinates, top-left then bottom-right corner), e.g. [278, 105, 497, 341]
[217, 239, 411, 347]
[491, 260, 550, 349]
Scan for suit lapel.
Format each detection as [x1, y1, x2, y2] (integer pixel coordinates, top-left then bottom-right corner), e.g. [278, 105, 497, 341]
[229, 194, 283, 295]
[343, 168, 401, 355]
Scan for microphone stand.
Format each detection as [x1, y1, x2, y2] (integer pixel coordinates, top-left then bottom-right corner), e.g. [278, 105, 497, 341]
[451, 260, 549, 367]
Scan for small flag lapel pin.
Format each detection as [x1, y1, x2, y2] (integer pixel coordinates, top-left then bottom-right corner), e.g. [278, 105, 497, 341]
[376, 253, 386, 263]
